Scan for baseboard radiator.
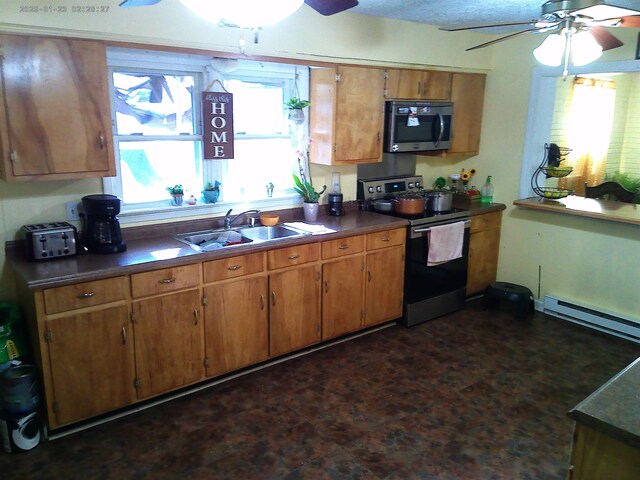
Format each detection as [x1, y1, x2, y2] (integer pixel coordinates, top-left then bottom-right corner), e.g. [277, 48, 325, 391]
[543, 295, 640, 343]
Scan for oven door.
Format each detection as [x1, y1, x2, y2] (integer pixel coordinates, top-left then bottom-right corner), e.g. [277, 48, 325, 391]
[404, 219, 470, 306]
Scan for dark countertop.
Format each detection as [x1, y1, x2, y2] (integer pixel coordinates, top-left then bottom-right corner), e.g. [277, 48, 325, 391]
[569, 356, 640, 448]
[7, 203, 505, 290]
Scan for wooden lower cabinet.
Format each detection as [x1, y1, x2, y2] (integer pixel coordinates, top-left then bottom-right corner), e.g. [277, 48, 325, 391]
[364, 245, 405, 326]
[467, 211, 502, 296]
[269, 264, 321, 357]
[46, 305, 135, 427]
[132, 289, 204, 399]
[203, 276, 268, 377]
[322, 255, 365, 340]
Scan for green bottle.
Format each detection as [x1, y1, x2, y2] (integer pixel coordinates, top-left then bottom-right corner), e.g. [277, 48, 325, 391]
[480, 176, 494, 203]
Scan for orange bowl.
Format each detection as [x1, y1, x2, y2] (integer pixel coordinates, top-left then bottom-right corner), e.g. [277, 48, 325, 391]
[260, 214, 279, 226]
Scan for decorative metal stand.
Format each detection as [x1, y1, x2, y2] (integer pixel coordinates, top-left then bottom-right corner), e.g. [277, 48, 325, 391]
[530, 143, 574, 199]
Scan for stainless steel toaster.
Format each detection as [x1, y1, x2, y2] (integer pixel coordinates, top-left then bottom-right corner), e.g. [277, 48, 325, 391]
[21, 222, 78, 261]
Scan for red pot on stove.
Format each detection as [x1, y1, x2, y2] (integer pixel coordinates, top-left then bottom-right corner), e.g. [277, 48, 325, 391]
[392, 194, 425, 215]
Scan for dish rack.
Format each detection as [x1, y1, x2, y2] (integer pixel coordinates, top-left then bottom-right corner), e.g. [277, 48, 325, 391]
[531, 143, 574, 199]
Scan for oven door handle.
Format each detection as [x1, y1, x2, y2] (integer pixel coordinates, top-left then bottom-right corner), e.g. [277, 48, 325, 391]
[412, 219, 470, 235]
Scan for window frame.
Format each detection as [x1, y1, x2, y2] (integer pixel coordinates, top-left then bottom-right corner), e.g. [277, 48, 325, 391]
[103, 47, 308, 224]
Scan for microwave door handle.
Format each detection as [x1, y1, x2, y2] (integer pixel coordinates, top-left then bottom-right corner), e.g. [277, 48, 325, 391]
[434, 111, 444, 147]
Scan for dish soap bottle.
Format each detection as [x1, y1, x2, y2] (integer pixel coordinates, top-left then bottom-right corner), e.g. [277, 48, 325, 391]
[481, 176, 494, 203]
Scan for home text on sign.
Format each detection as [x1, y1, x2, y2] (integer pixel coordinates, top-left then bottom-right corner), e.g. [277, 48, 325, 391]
[203, 92, 234, 160]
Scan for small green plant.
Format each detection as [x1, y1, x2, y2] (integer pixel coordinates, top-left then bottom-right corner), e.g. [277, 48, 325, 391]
[166, 184, 184, 195]
[203, 180, 221, 191]
[293, 173, 326, 203]
[284, 97, 310, 109]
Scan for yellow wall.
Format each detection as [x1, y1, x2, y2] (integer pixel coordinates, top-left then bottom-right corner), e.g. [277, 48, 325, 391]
[1, 1, 639, 322]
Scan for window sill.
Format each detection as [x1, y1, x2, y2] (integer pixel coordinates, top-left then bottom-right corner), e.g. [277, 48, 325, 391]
[513, 196, 640, 227]
[118, 194, 302, 225]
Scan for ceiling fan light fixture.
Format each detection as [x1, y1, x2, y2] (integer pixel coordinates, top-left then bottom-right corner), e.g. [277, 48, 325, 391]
[534, 33, 567, 66]
[571, 30, 603, 65]
[179, 0, 304, 28]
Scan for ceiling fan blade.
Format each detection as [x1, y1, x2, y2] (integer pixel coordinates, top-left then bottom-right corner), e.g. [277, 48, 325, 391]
[618, 15, 640, 28]
[589, 26, 624, 51]
[304, 0, 358, 16]
[119, 0, 161, 7]
[441, 20, 538, 32]
[466, 26, 552, 52]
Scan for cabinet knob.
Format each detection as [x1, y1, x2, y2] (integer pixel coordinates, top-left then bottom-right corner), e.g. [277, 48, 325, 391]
[338, 244, 349, 250]
[227, 265, 242, 271]
[287, 254, 300, 260]
[76, 292, 96, 299]
[158, 277, 176, 284]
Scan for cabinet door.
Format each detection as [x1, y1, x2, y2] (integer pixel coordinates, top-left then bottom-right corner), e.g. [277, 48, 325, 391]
[385, 69, 451, 100]
[467, 226, 501, 296]
[448, 73, 486, 155]
[0, 35, 114, 181]
[46, 305, 135, 427]
[365, 246, 405, 326]
[269, 265, 321, 357]
[203, 276, 268, 377]
[132, 289, 204, 399]
[334, 66, 384, 163]
[322, 256, 365, 340]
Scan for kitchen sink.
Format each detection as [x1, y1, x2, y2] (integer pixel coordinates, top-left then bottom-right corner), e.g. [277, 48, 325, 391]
[236, 225, 304, 241]
[175, 225, 306, 252]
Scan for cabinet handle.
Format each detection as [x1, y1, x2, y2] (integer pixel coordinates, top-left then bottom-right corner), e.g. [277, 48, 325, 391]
[287, 254, 300, 260]
[121, 326, 127, 345]
[260, 295, 265, 310]
[271, 291, 276, 306]
[76, 292, 96, 299]
[193, 308, 198, 326]
[381, 236, 390, 242]
[368, 271, 372, 282]
[227, 265, 242, 271]
[158, 277, 176, 284]
[417, 81, 421, 96]
[338, 244, 349, 250]
[324, 280, 329, 293]
[98, 132, 105, 149]
[376, 131, 381, 144]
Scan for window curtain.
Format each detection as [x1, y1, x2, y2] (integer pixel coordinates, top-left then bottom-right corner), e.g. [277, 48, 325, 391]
[559, 77, 616, 195]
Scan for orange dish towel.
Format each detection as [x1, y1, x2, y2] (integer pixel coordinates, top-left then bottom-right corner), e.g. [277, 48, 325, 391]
[427, 221, 465, 266]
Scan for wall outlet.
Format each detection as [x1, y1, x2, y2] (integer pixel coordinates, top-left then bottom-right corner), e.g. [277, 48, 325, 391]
[65, 201, 82, 221]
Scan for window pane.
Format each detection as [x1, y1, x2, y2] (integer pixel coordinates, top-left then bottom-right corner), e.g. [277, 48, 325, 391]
[226, 79, 288, 135]
[113, 73, 195, 135]
[119, 141, 201, 204]
[224, 138, 296, 201]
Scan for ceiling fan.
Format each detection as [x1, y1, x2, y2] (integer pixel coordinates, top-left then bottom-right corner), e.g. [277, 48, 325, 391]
[442, 0, 640, 52]
[118, 0, 359, 17]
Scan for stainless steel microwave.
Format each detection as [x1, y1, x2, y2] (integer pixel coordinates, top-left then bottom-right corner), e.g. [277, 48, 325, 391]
[383, 101, 453, 153]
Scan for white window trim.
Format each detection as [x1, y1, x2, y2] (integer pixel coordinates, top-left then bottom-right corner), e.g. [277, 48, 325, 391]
[103, 48, 308, 225]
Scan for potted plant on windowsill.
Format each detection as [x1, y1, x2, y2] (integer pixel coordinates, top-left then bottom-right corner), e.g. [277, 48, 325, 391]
[202, 180, 221, 204]
[293, 173, 326, 222]
[166, 184, 184, 206]
[285, 97, 310, 125]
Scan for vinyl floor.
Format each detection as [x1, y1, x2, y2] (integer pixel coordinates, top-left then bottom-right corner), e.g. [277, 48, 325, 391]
[3, 300, 639, 479]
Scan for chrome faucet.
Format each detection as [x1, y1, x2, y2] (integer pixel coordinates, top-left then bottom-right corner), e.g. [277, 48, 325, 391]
[224, 208, 260, 229]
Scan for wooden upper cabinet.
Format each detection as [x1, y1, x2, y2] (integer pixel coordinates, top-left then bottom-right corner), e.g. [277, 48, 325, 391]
[0, 34, 115, 182]
[447, 72, 486, 156]
[385, 69, 452, 100]
[309, 65, 385, 165]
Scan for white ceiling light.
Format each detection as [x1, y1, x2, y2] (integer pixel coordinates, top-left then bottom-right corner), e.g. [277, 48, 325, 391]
[571, 30, 603, 65]
[179, 0, 304, 28]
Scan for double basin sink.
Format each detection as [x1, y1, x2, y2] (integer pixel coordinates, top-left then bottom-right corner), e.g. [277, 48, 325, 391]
[175, 225, 308, 252]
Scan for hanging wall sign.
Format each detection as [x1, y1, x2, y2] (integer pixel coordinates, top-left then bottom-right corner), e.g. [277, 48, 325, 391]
[202, 90, 234, 160]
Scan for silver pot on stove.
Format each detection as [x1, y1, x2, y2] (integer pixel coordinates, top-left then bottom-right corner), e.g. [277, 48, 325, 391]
[372, 198, 394, 213]
[424, 189, 453, 212]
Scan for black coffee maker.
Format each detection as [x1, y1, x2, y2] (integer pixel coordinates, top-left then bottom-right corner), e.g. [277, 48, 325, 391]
[81, 194, 126, 254]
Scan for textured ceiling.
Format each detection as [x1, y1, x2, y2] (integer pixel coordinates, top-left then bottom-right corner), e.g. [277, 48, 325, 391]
[350, 0, 640, 33]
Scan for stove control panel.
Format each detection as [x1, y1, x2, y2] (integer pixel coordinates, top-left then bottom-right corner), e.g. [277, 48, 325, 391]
[357, 175, 424, 201]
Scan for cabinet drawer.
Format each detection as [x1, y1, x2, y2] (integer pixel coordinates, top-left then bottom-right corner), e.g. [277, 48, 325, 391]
[203, 252, 265, 283]
[366, 228, 405, 250]
[322, 235, 365, 260]
[131, 264, 200, 298]
[267, 243, 320, 270]
[43, 276, 129, 315]
[470, 212, 502, 233]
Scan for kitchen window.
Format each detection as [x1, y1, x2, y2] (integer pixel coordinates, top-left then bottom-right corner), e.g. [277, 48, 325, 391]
[103, 48, 308, 222]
